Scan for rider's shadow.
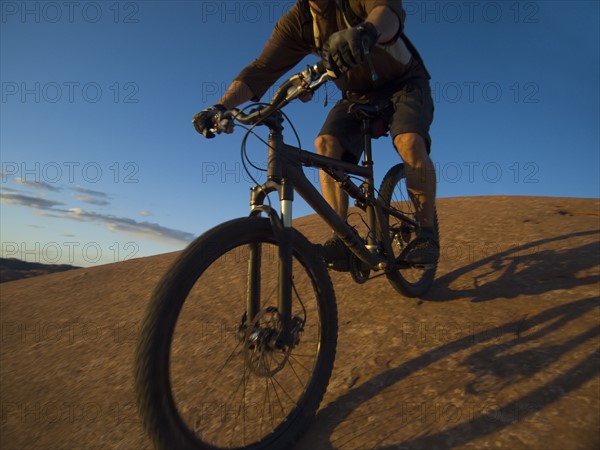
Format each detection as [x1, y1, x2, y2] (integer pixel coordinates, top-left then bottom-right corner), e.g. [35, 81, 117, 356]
[293, 229, 600, 450]
[425, 230, 600, 303]
[294, 296, 600, 450]
[462, 299, 600, 396]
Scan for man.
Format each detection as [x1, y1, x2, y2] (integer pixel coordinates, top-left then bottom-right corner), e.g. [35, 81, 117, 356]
[193, 0, 439, 267]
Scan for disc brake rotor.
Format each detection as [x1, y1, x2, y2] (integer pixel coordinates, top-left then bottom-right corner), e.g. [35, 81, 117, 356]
[243, 307, 290, 377]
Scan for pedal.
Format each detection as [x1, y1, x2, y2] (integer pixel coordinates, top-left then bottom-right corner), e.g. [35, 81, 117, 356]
[350, 253, 370, 283]
[326, 260, 350, 272]
[412, 263, 435, 270]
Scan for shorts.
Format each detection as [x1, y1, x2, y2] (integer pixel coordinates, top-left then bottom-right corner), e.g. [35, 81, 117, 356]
[318, 77, 435, 163]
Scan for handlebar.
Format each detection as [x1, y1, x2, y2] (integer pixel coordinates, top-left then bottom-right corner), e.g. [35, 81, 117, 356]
[211, 61, 334, 134]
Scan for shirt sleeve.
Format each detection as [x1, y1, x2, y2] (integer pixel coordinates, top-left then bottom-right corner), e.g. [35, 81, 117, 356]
[233, 4, 310, 101]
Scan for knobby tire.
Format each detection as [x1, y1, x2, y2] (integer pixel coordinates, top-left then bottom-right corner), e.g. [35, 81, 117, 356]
[134, 217, 337, 450]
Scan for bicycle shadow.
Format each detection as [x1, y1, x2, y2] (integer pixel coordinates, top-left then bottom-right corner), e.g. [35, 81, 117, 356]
[425, 230, 600, 303]
[295, 296, 599, 449]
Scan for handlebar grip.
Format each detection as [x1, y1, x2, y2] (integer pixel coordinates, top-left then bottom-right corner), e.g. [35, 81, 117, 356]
[315, 60, 340, 80]
[201, 121, 217, 138]
[315, 61, 327, 75]
[202, 112, 233, 137]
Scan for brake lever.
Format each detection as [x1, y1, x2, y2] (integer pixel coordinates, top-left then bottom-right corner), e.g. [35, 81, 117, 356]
[309, 72, 332, 89]
[362, 39, 379, 82]
[218, 117, 234, 134]
[208, 111, 235, 136]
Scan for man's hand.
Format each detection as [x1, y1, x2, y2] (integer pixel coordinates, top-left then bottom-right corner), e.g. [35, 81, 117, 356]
[322, 22, 379, 76]
[192, 104, 227, 138]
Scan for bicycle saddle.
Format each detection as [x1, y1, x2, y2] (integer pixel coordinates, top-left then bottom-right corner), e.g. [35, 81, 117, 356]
[347, 99, 391, 119]
[347, 99, 391, 138]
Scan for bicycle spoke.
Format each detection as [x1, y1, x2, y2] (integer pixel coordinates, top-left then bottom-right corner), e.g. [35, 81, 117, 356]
[267, 374, 289, 423]
[287, 357, 308, 388]
[288, 354, 312, 373]
[263, 375, 273, 435]
[214, 339, 243, 378]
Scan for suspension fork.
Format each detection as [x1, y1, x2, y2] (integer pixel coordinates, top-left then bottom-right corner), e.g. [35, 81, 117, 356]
[247, 182, 294, 342]
[246, 115, 295, 345]
[278, 180, 294, 345]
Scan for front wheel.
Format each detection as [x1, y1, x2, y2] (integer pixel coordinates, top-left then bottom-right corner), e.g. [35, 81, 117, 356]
[379, 163, 439, 297]
[134, 217, 338, 449]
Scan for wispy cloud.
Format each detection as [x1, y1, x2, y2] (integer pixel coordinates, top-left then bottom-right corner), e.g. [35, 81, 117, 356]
[73, 195, 111, 206]
[60, 208, 195, 245]
[1, 190, 64, 210]
[71, 185, 111, 206]
[16, 178, 62, 192]
[2, 188, 193, 246]
[139, 209, 153, 217]
[72, 185, 110, 198]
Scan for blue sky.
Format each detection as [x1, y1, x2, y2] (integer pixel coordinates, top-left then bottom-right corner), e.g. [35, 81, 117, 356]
[1, 1, 599, 267]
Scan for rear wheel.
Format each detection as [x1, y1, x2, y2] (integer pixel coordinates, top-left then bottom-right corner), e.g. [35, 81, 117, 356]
[134, 217, 337, 449]
[379, 163, 439, 297]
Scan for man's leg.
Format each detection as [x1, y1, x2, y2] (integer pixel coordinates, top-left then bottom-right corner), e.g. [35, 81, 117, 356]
[393, 132, 436, 228]
[314, 134, 353, 269]
[393, 132, 439, 264]
[315, 134, 349, 219]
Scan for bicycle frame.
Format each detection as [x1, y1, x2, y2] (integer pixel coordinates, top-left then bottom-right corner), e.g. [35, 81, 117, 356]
[134, 62, 436, 450]
[245, 110, 418, 344]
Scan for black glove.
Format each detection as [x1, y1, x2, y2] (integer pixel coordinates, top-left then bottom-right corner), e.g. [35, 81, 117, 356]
[322, 22, 379, 76]
[192, 104, 227, 138]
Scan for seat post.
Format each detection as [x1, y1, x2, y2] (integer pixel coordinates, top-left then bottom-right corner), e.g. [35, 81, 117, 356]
[361, 117, 373, 166]
[361, 118, 378, 250]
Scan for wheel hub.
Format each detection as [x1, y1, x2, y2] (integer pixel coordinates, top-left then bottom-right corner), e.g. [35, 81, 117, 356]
[241, 307, 305, 377]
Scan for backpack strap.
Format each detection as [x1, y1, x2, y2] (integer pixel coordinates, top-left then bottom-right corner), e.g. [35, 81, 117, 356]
[399, 33, 431, 79]
[296, 0, 320, 52]
[336, 0, 360, 27]
[309, 0, 356, 50]
[309, 6, 323, 49]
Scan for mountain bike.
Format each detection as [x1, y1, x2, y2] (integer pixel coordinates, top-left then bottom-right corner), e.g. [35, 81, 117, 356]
[134, 62, 438, 450]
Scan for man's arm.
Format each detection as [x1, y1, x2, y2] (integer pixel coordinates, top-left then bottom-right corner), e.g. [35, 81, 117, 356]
[217, 4, 402, 109]
[216, 5, 401, 110]
[193, 5, 308, 136]
[226, 3, 309, 106]
[366, 6, 401, 44]
[217, 81, 255, 110]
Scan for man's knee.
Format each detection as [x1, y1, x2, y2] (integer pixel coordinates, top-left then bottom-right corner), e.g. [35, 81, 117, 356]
[315, 134, 344, 158]
[393, 133, 429, 166]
